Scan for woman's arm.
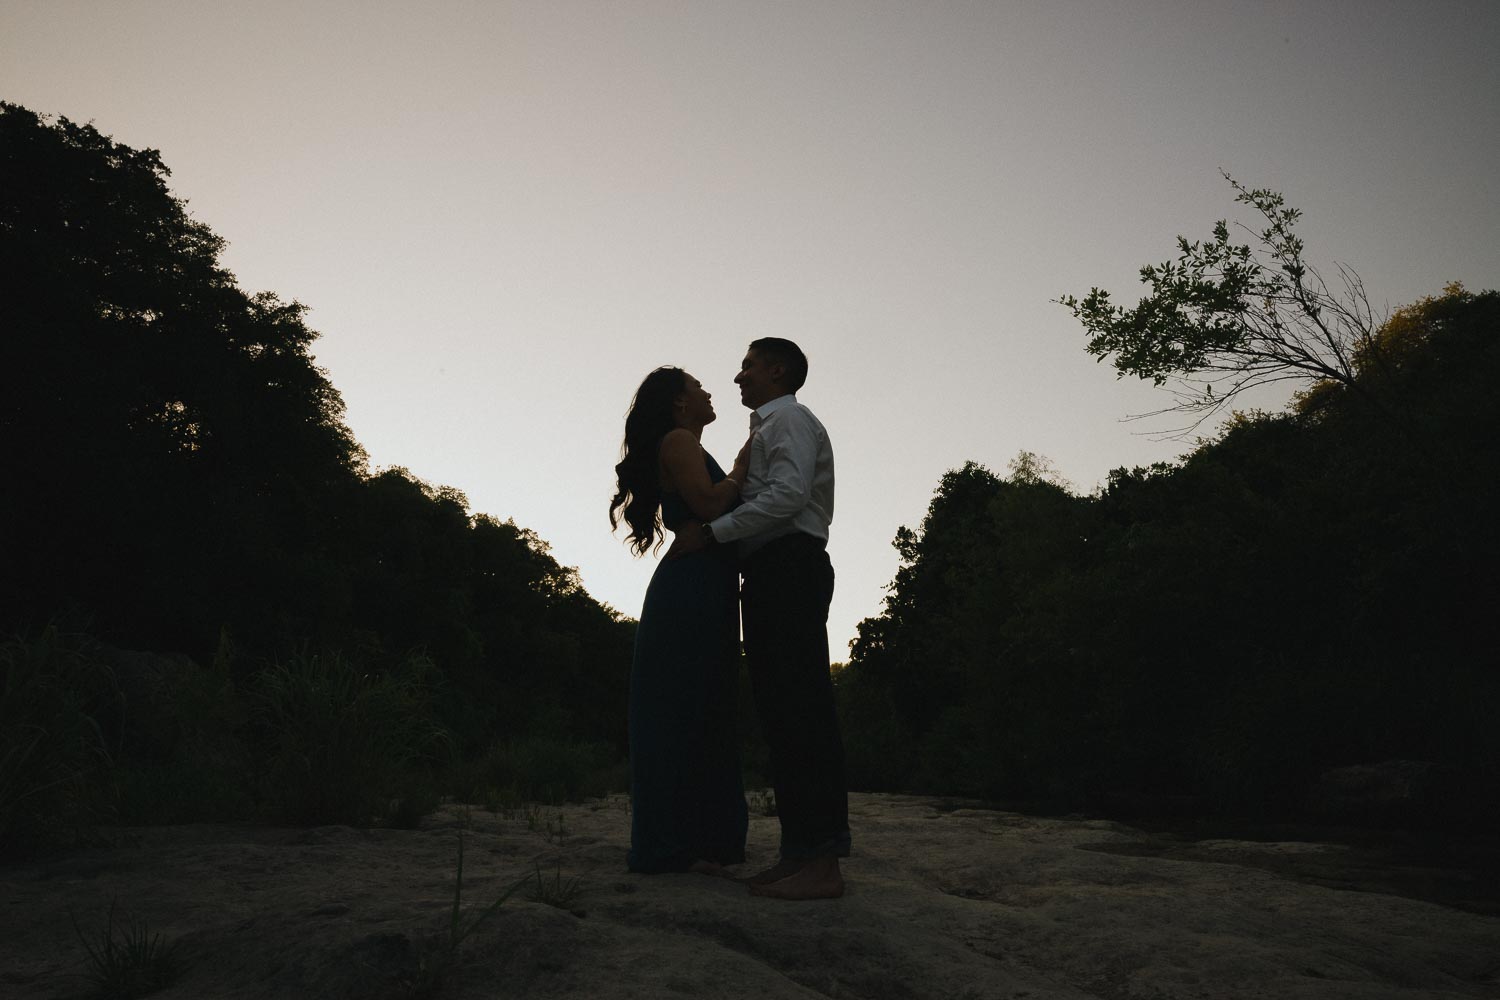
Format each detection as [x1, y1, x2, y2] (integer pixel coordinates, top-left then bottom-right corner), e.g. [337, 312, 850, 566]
[658, 428, 748, 523]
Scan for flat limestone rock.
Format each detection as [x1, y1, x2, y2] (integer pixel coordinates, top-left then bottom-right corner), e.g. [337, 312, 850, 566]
[3, 793, 1497, 998]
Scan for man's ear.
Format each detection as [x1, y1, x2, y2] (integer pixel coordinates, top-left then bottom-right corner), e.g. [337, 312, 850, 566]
[767, 362, 787, 385]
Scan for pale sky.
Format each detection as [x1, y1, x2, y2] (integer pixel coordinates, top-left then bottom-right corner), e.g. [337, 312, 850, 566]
[5, 1, 1497, 658]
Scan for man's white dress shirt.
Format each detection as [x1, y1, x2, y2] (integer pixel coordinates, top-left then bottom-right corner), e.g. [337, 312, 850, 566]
[709, 393, 834, 557]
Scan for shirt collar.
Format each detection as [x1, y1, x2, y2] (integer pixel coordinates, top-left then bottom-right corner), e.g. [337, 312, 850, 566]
[750, 393, 797, 427]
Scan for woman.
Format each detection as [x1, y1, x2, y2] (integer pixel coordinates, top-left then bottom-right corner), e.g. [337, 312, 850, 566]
[610, 366, 751, 874]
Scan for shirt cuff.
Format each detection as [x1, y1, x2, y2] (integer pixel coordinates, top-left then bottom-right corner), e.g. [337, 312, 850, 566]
[708, 510, 742, 542]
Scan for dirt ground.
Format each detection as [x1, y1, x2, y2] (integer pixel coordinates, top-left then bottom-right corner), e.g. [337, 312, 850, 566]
[4, 792, 1498, 999]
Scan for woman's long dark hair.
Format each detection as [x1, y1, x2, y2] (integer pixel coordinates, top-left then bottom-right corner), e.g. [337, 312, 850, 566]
[610, 366, 687, 556]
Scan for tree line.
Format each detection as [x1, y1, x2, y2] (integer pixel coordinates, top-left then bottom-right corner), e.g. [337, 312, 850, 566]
[1, 102, 633, 852]
[838, 195, 1498, 824]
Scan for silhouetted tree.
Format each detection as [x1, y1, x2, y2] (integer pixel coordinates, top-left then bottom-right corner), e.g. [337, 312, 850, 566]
[1059, 174, 1387, 436]
[1, 101, 363, 654]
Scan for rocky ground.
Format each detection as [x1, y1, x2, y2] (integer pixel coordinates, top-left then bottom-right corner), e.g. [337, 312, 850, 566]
[4, 793, 1498, 999]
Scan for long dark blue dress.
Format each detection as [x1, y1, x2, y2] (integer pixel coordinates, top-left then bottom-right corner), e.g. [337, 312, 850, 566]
[627, 451, 748, 873]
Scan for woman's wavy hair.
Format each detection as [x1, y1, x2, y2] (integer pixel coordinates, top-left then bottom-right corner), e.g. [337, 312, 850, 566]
[610, 366, 687, 556]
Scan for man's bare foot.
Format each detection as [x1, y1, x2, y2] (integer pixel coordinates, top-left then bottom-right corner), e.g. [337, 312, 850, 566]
[747, 856, 844, 900]
[688, 860, 736, 879]
[741, 859, 802, 885]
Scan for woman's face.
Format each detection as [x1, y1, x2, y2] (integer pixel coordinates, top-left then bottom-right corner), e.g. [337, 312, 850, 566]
[677, 374, 716, 426]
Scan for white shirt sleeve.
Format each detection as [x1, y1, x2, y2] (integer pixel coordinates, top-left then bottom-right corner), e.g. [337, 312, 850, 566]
[710, 407, 819, 542]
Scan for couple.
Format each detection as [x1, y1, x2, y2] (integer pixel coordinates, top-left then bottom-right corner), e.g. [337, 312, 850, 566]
[609, 338, 849, 900]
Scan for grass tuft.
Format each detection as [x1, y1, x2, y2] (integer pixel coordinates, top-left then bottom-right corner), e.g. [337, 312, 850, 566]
[70, 900, 178, 999]
[526, 862, 583, 910]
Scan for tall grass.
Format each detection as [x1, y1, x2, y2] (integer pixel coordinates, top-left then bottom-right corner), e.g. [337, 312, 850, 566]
[251, 650, 451, 825]
[0, 626, 118, 854]
[111, 636, 254, 825]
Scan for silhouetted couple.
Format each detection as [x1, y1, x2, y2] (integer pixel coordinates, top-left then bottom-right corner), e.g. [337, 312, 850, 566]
[610, 338, 848, 900]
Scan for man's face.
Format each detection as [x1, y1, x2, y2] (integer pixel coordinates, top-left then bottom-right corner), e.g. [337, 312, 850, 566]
[735, 349, 784, 410]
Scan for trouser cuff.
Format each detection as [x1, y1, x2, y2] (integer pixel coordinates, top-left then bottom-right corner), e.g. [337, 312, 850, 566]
[779, 830, 851, 862]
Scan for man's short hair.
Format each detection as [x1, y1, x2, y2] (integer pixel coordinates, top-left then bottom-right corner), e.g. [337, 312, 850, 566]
[748, 337, 808, 392]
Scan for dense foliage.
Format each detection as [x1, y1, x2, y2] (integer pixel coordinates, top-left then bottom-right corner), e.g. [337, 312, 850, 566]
[1, 103, 632, 850]
[838, 283, 1498, 824]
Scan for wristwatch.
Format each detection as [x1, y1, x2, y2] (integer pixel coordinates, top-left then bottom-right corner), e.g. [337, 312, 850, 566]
[701, 522, 717, 545]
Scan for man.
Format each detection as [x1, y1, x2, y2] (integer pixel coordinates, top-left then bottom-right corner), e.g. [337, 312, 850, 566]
[674, 337, 849, 900]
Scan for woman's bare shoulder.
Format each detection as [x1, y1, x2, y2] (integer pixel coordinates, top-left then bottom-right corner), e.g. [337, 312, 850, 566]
[657, 429, 701, 487]
[658, 427, 700, 460]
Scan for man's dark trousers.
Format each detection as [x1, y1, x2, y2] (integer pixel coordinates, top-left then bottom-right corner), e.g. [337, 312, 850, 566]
[740, 532, 850, 861]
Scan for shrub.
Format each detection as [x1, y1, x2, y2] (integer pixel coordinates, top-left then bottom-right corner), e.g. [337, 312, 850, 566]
[457, 737, 621, 804]
[384, 768, 444, 829]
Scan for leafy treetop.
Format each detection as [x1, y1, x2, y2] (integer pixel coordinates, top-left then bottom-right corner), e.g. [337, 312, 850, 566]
[1059, 173, 1384, 436]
